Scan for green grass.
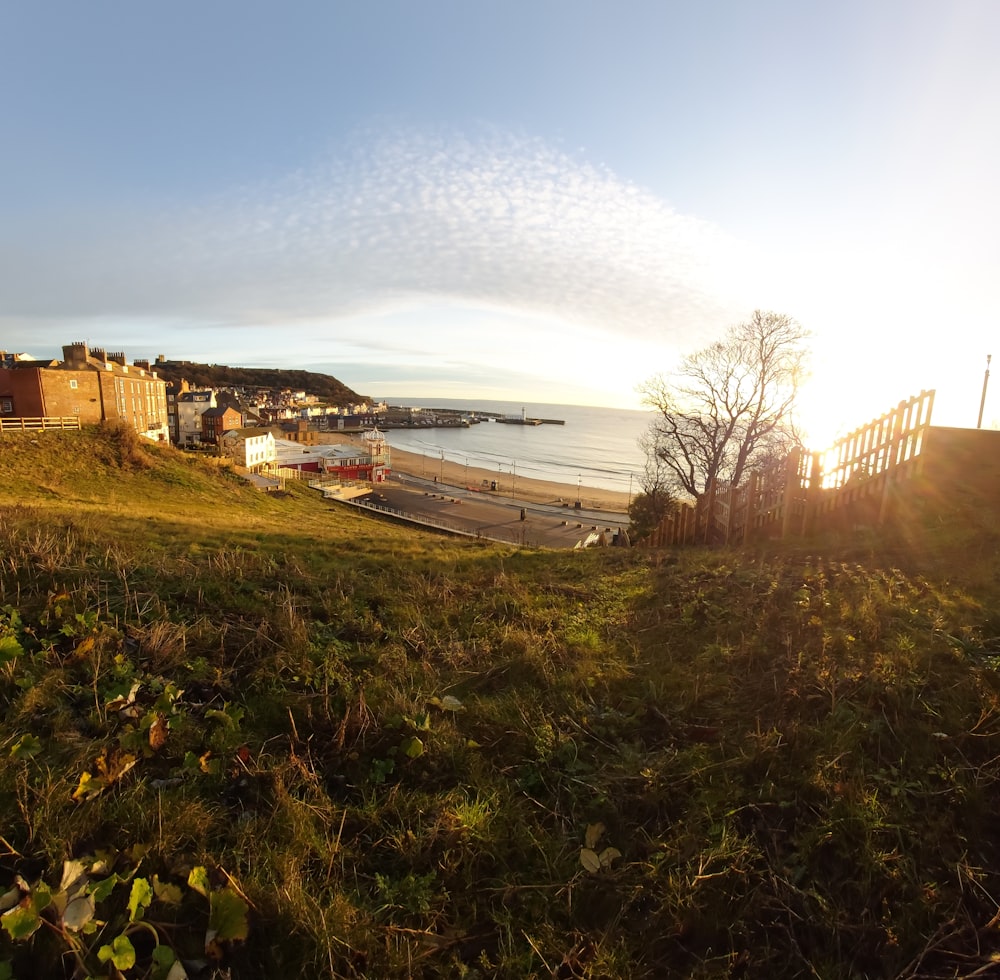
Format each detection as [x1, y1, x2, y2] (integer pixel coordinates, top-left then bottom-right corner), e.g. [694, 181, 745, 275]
[1, 424, 1000, 977]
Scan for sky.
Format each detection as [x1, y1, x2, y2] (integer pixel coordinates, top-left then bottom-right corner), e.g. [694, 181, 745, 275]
[2, 1, 1000, 446]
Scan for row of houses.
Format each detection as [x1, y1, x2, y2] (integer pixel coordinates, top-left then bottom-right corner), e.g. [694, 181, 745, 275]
[0, 344, 170, 440]
[167, 381, 382, 447]
[1, 343, 390, 483]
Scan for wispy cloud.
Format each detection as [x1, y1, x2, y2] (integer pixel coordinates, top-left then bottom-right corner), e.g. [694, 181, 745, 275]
[1, 127, 749, 346]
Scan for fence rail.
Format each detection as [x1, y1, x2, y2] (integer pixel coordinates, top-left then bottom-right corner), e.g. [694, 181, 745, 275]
[643, 390, 936, 547]
[0, 416, 81, 433]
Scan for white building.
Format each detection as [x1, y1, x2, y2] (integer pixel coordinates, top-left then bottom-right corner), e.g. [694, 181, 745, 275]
[220, 429, 276, 471]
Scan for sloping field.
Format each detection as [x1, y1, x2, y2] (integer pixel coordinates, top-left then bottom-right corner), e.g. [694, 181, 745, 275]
[1, 425, 1000, 978]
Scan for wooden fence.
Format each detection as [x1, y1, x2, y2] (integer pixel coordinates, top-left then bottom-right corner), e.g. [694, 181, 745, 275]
[0, 416, 81, 434]
[644, 390, 936, 547]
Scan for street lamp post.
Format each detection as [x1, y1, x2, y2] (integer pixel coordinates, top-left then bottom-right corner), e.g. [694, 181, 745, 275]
[439, 449, 444, 483]
[978, 354, 992, 429]
[512, 461, 516, 499]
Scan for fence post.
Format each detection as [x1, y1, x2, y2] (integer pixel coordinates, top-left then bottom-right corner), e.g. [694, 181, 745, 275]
[806, 451, 822, 534]
[745, 470, 760, 542]
[781, 448, 801, 539]
[703, 479, 717, 545]
[723, 481, 735, 545]
[877, 399, 904, 525]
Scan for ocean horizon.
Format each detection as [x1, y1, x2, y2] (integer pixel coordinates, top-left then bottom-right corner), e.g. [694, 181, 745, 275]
[380, 397, 653, 495]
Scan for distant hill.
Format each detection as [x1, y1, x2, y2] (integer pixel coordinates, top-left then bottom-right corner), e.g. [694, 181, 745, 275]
[153, 360, 367, 404]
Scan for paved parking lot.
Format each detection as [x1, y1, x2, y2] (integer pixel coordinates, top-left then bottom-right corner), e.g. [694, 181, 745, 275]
[353, 480, 630, 549]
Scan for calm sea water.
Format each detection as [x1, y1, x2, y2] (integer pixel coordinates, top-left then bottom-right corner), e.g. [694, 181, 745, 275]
[382, 398, 653, 495]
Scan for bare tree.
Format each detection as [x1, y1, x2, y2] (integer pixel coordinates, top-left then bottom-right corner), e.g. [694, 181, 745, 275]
[627, 432, 675, 539]
[639, 311, 808, 501]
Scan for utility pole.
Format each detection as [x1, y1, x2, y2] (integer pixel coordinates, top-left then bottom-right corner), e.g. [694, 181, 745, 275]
[978, 354, 992, 429]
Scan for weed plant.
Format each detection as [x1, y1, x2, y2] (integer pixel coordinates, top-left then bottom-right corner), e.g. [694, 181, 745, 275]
[0, 426, 999, 977]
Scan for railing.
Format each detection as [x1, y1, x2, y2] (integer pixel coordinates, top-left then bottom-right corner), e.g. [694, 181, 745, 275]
[642, 390, 937, 548]
[0, 416, 81, 433]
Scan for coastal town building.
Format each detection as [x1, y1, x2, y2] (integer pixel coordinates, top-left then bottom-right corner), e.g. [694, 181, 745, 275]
[175, 390, 216, 446]
[200, 404, 243, 444]
[224, 428, 390, 480]
[0, 343, 168, 440]
[318, 430, 389, 482]
[220, 429, 277, 471]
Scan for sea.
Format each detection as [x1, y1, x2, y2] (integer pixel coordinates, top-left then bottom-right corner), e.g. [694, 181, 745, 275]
[381, 398, 653, 495]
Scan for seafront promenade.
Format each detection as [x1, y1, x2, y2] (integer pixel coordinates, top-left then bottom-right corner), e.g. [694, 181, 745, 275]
[357, 476, 629, 548]
[327, 448, 631, 548]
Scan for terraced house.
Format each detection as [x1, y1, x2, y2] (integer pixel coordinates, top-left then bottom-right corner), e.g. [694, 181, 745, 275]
[0, 343, 169, 440]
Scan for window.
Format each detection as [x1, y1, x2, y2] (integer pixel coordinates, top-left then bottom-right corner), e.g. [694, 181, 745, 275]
[0, 397, 12, 414]
[69, 379, 78, 390]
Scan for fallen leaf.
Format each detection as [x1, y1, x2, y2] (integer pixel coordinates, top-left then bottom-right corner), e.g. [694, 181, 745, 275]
[584, 822, 605, 850]
[62, 894, 95, 932]
[579, 848, 601, 874]
[59, 859, 88, 895]
[598, 847, 622, 868]
[148, 712, 169, 751]
[152, 875, 184, 905]
[0, 887, 20, 914]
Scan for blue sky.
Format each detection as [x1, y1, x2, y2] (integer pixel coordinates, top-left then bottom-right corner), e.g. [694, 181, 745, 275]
[3, 1, 999, 443]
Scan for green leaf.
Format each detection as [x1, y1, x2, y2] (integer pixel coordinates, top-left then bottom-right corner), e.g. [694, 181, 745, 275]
[128, 877, 153, 922]
[208, 887, 250, 942]
[0, 635, 23, 665]
[205, 703, 244, 729]
[152, 875, 183, 905]
[187, 866, 211, 899]
[72, 770, 107, 802]
[151, 943, 178, 980]
[0, 959, 14, 980]
[1, 904, 42, 940]
[98, 933, 137, 970]
[401, 736, 424, 759]
[9, 734, 42, 760]
[31, 882, 52, 912]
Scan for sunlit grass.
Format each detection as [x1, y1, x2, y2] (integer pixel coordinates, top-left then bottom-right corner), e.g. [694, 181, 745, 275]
[1, 425, 1000, 976]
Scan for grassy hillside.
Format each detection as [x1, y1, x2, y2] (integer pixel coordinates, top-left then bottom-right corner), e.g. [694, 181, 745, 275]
[2, 425, 1000, 978]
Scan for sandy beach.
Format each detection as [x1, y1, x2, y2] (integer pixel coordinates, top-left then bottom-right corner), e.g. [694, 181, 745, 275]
[387, 447, 631, 514]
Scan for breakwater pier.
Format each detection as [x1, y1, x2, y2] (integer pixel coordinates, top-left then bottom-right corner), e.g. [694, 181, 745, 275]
[382, 405, 565, 428]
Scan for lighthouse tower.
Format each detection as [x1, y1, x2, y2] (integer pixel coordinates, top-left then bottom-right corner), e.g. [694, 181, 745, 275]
[363, 428, 389, 483]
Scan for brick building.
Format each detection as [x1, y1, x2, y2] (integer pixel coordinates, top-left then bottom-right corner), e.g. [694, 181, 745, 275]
[0, 343, 169, 440]
[200, 404, 243, 444]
